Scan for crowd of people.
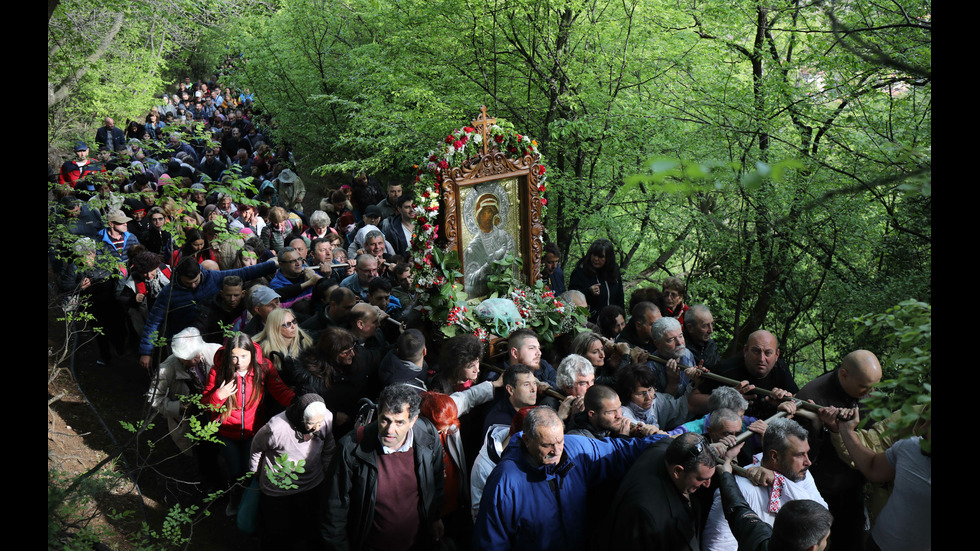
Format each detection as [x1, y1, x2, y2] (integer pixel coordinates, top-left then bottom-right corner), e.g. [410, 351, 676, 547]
[48, 71, 930, 551]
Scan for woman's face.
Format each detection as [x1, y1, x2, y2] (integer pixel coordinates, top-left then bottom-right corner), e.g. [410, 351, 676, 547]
[240, 253, 257, 267]
[585, 340, 605, 367]
[191, 239, 205, 252]
[664, 288, 684, 310]
[460, 359, 480, 383]
[280, 313, 298, 340]
[590, 250, 607, 270]
[230, 347, 251, 372]
[336, 344, 355, 366]
[631, 384, 655, 410]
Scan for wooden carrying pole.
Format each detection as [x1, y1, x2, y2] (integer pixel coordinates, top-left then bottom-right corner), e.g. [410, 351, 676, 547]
[481, 361, 568, 402]
[647, 355, 824, 414]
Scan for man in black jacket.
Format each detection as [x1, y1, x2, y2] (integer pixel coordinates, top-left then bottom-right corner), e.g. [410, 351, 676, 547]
[322, 384, 445, 551]
[598, 433, 721, 550]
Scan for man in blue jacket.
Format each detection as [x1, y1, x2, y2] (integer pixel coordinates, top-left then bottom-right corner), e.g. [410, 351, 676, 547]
[472, 406, 668, 551]
[137, 256, 279, 371]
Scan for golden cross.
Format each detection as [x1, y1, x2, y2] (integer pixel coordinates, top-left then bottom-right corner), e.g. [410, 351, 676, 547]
[472, 105, 497, 156]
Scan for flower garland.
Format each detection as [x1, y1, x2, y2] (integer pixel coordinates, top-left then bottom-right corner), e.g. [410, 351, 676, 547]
[410, 117, 548, 303]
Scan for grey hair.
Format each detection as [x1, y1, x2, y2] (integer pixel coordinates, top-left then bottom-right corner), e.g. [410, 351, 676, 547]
[684, 304, 712, 326]
[763, 417, 810, 457]
[556, 354, 594, 390]
[303, 401, 328, 424]
[523, 406, 561, 439]
[708, 408, 742, 432]
[560, 290, 586, 305]
[364, 229, 384, 243]
[650, 316, 682, 344]
[378, 384, 422, 419]
[707, 386, 749, 414]
[309, 210, 331, 228]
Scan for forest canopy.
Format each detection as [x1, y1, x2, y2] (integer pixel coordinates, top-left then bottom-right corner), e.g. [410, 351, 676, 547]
[48, 0, 931, 381]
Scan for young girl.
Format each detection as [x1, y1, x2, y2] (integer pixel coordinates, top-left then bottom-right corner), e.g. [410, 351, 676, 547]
[201, 332, 295, 514]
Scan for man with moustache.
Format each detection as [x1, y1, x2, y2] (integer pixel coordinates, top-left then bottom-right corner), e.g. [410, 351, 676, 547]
[473, 406, 668, 551]
[702, 417, 827, 551]
[650, 316, 698, 398]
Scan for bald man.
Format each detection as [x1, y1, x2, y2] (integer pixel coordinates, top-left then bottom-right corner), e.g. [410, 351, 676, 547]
[691, 329, 799, 420]
[794, 350, 882, 551]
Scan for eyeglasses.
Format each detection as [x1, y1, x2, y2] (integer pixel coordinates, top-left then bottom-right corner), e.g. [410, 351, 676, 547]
[338, 346, 356, 356]
[281, 319, 297, 328]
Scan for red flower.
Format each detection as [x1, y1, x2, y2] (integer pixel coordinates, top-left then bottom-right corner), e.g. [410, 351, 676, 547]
[439, 160, 448, 169]
[429, 154, 437, 162]
[495, 135, 504, 143]
[538, 185, 546, 192]
[541, 198, 548, 206]
[464, 126, 475, 133]
[422, 191, 430, 198]
[539, 165, 546, 175]
[446, 135, 454, 143]
[453, 140, 463, 149]
[517, 134, 523, 141]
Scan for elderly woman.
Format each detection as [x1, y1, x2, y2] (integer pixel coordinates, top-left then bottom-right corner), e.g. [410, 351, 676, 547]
[249, 394, 335, 550]
[147, 326, 222, 454]
[303, 210, 336, 242]
[660, 276, 690, 326]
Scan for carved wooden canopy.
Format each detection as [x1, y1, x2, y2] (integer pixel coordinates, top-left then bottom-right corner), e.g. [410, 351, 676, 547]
[439, 106, 546, 291]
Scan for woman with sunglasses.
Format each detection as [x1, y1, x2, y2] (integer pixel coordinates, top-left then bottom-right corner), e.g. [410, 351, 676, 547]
[254, 308, 314, 376]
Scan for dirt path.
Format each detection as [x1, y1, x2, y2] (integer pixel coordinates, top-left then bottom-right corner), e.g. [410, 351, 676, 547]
[47, 287, 260, 550]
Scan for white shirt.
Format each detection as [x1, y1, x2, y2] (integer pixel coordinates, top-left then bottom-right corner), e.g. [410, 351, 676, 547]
[702, 453, 828, 551]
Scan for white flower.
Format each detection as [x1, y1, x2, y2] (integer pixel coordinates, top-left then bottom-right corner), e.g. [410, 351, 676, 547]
[473, 134, 482, 144]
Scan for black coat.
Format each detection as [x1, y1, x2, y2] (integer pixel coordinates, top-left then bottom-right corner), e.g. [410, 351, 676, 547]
[598, 440, 708, 550]
[321, 417, 445, 551]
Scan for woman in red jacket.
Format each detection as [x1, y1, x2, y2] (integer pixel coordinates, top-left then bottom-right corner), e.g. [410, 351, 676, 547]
[201, 332, 295, 514]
